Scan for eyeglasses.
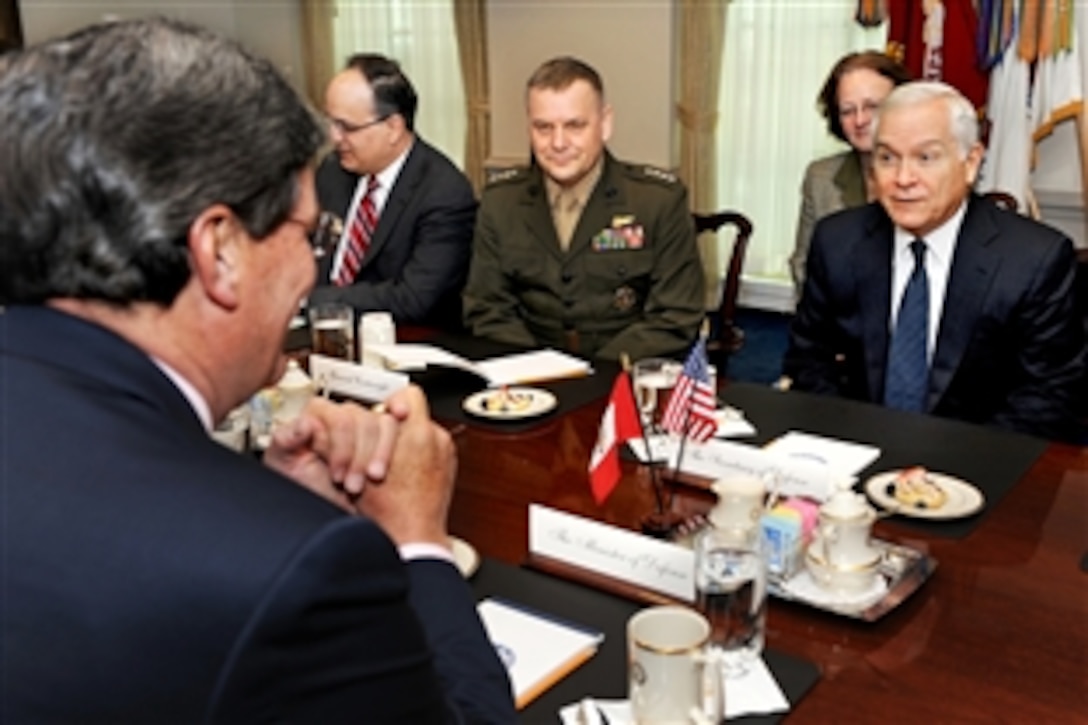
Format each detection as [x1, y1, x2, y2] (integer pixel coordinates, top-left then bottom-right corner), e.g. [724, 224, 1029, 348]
[287, 211, 342, 258]
[839, 100, 881, 119]
[326, 115, 390, 135]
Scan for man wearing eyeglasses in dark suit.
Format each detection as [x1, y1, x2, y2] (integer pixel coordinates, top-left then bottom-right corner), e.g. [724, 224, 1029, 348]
[0, 19, 513, 722]
[309, 54, 476, 330]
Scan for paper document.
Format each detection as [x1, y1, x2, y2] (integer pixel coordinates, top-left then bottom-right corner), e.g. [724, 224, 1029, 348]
[367, 344, 591, 387]
[477, 598, 603, 709]
[763, 431, 881, 476]
[475, 349, 592, 386]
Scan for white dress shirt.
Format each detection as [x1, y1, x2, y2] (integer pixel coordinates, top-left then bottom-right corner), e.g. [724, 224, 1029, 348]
[889, 201, 967, 362]
[152, 356, 213, 432]
[329, 143, 413, 282]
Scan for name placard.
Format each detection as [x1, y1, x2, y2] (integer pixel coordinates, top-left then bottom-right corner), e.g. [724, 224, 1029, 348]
[668, 438, 849, 501]
[529, 505, 694, 602]
[309, 355, 409, 403]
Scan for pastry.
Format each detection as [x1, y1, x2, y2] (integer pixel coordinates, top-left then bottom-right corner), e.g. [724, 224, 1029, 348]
[482, 388, 533, 414]
[885, 467, 948, 509]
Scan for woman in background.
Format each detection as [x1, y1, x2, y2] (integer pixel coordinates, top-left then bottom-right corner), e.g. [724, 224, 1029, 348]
[789, 51, 910, 297]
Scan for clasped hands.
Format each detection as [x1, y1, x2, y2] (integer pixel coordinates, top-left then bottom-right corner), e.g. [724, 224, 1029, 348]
[261, 385, 454, 548]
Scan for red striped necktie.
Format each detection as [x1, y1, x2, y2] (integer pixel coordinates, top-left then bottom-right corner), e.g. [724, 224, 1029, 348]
[335, 175, 380, 286]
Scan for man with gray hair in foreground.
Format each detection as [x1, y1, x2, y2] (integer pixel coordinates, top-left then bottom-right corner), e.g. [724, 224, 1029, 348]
[785, 81, 1085, 441]
[0, 18, 514, 722]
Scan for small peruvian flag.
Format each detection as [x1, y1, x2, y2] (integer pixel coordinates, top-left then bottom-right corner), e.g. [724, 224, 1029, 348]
[588, 371, 643, 504]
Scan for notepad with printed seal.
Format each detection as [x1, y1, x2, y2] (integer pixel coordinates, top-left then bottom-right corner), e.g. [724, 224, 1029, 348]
[477, 598, 604, 709]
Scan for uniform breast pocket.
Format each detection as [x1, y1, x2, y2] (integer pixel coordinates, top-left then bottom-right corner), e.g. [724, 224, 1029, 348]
[501, 249, 550, 288]
[584, 249, 653, 286]
[583, 249, 654, 316]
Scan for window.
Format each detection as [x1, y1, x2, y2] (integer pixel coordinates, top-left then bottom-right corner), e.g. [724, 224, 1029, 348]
[331, 1, 465, 167]
[717, 1, 885, 305]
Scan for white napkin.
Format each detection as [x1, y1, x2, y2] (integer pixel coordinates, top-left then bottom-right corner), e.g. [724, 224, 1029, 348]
[625, 409, 756, 463]
[558, 656, 789, 723]
[626, 434, 676, 463]
[712, 406, 757, 439]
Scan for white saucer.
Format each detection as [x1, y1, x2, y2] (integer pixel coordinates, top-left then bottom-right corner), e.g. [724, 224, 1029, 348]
[865, 470, 985, 520]
[462, 387, 557, 420]
[450, 536, 480, 578]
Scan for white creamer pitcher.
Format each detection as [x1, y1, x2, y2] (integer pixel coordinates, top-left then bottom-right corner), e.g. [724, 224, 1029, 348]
[274, 360, 315, 424]
[815, 484, 879, 569]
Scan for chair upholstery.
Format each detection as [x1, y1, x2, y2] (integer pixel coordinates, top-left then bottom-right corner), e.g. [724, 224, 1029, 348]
[692, 211, 753, 368]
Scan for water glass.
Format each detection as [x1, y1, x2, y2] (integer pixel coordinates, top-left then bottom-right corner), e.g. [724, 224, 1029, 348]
[693, 529, 768, 678]
[632, 357, 682, 432]
[308, 302, 355, 361]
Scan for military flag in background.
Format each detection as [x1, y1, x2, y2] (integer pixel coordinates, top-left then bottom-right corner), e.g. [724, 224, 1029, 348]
[977, 1, 1085, 213]
[886, 0, 990, 111]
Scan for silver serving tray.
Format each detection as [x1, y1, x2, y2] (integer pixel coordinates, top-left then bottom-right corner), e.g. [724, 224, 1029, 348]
[768, 538, 936, 621]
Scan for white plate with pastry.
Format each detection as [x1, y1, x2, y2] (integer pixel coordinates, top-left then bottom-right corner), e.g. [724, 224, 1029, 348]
[462, 386, 557, 420]
[449, 536, 480, 578]
[865, 467, 984, 520]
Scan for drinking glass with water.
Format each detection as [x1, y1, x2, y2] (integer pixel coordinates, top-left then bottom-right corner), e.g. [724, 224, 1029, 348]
[693, 526, 768, 678]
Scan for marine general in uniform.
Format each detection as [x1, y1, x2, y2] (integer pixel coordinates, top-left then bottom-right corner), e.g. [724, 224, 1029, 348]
[463, 56, 705, 361]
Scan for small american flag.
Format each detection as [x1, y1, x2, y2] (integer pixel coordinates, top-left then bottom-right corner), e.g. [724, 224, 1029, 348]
[660, 338, 717, 442]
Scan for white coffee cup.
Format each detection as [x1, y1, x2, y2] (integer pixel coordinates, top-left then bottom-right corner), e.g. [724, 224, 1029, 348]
[628, 606, 722, 725]
[358, 311, 396, 368]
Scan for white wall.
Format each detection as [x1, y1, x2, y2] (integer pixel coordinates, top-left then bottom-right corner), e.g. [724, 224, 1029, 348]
[19, 0, 303, 92]
[486, 0, 674, 168]
[1034, 122, 1086, 249]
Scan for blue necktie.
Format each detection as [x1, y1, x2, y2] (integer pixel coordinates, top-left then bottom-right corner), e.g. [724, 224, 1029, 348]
[884, 239, 929, 412]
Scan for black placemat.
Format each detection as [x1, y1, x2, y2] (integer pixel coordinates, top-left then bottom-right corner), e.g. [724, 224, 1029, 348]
[470, 559, 820, 723]
[417, 333, 618, 434]
[718, 382, 1048, 539]
[286, 327, 617, 433]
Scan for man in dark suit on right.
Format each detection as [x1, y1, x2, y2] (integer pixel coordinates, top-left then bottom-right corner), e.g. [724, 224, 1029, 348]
[308, 54, 476, 329]
[785, 81, 1086, 441]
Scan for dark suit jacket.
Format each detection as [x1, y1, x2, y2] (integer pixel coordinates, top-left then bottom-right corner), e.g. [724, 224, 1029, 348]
[310, 138, 476, 329]
[0, 306, 514, 723]
[784, 196, 1087, 441]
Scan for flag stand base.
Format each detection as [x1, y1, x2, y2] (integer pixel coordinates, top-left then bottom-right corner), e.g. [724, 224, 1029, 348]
[638, 510, 685, 540]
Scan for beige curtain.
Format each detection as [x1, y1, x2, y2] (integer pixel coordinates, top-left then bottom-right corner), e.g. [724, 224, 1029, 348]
[676, 0, 727, 214]
[453, 0, 490, 196]
[299, 0, 337, 109]
[1, 0, 23, 51]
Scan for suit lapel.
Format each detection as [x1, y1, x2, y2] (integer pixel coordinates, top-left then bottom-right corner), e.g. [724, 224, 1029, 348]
[929, 197, 998, 407]
[856, 208, 894, 402]
[316, 157, 359, 282]
[362, 142, 425, 269]
[833, 152, 867, 208]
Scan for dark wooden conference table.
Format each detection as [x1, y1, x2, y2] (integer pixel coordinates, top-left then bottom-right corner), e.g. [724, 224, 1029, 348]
[296, 328, 1086, 722]
[417, 348, 1087, 722]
